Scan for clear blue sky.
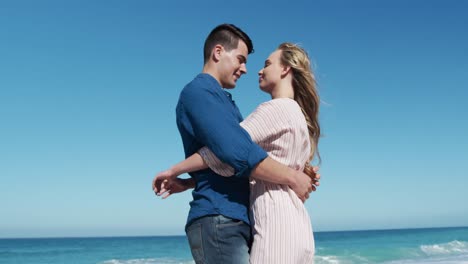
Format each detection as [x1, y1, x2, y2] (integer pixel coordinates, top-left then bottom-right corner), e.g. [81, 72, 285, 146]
[1, 0, 467, 238]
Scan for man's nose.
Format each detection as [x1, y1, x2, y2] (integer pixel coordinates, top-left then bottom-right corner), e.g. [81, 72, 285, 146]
[240, 63, 247, 74]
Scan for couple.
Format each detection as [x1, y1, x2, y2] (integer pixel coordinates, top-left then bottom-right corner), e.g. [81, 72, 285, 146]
[153, 23, 321, 264]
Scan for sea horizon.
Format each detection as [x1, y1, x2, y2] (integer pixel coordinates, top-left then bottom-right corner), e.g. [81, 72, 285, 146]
[2, 225, 467, 240]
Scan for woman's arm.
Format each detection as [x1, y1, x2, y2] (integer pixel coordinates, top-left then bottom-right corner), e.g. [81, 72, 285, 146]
[168, 152, 208, 177]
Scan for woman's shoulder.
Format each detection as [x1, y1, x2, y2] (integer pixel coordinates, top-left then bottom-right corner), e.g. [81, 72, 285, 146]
[258, 97, 297, 107]
[256, 98, 301, 116]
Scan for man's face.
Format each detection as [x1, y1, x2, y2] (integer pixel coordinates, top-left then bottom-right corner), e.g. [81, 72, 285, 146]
[217, 41, 248, 89]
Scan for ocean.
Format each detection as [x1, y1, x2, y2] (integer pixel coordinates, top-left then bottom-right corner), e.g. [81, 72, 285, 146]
[1, 226, 468, 264]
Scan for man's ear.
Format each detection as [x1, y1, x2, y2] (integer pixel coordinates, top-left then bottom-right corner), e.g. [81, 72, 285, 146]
[212, 44, 224, 62]
[281, 65, 292, 78]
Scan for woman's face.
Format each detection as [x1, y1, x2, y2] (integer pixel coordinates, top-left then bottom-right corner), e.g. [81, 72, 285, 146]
[258, 49, 283, 93]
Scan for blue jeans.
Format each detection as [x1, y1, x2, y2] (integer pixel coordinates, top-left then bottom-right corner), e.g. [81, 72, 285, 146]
[185, 215, 251, 264]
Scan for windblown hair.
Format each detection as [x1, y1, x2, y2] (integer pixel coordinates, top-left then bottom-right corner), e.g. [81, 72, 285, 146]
[278, 43, 321, 177]
[203, 23, 254, 64]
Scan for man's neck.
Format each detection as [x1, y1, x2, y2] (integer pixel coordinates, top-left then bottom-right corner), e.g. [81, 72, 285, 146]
[202, 65, 222, 87]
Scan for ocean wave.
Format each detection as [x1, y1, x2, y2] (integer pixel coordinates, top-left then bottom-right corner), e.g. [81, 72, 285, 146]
[314, 254, 372, 264]
[99, 258, 194, 264]
[314, 255, 343, 264]
[314, 241, 468, 264]
[421, 240, 468, 256]
[383, 241, 468, 263]
[384, 254, 468, 264]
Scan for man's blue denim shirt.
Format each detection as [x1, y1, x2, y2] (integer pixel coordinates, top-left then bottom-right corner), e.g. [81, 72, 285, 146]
[176, 73, 268, 227]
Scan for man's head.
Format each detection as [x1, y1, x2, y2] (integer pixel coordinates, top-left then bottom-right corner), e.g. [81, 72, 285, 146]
[203, 24, 254, 89]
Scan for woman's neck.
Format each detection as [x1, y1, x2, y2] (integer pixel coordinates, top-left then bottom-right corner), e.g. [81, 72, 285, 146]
[270, 83, 294, 100]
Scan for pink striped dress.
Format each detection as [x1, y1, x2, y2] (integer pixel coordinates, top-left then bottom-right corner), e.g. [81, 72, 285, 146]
[199, 98, 315, 264]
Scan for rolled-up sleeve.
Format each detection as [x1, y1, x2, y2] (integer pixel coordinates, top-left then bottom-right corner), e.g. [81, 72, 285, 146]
[179, 85, 267, 178]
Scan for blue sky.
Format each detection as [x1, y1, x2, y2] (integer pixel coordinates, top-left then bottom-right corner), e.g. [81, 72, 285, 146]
[1, 0, 467, 238]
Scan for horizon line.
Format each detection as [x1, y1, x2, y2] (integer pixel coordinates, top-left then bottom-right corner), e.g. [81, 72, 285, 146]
[1, 225, 467, 240]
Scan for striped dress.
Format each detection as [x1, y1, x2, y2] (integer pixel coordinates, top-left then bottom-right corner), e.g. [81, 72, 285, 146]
[199, 98, 315, 264]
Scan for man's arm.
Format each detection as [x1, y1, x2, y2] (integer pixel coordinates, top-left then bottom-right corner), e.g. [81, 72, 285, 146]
[179, 82, 267, 178]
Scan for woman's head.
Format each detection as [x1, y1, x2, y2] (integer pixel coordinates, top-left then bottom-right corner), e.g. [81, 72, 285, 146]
[258, 49, 286, 94]
[276, 43, 321, 167]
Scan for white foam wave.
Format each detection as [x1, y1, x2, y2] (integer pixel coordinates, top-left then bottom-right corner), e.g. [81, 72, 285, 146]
[314, 254, 364, 264]
[384, 240, 468, 264]
[384, 254, 468, 264]
[314, 255, 343, 264]
[99, 258, 194, 264]
[421, 240, 468, 256]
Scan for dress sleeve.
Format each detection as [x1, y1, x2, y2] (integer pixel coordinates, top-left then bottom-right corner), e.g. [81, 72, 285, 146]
[198, 146, 235, 177]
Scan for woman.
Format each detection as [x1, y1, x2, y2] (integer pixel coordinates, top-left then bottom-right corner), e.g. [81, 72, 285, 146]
[156, 43, 320, 263]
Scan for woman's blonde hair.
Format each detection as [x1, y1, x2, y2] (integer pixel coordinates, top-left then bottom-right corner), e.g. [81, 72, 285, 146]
[278, 43, 321, 177]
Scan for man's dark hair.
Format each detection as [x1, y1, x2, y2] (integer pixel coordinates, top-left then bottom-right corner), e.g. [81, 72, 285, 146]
[203, 23, 254, 64]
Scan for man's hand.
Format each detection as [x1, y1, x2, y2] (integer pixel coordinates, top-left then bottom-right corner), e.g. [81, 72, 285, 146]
[152, 169, 194, 199]
[290, 166, 320, 202]
[152, 169, 175, 194]
[311, 166, 320, 189]
[157, 177, 191, 199]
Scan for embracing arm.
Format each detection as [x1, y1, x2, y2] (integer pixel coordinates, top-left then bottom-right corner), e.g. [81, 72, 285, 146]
[178, 80, 268, 178]
[167, 153, 208, 177]
[200, 147, 318, 201]
[251, 158, 319, 201]
[196, 100, 320, 201]
[199, 145, 314, 193]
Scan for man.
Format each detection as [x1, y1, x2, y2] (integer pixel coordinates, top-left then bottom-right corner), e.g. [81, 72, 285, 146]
[153, 24, 319, 264]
